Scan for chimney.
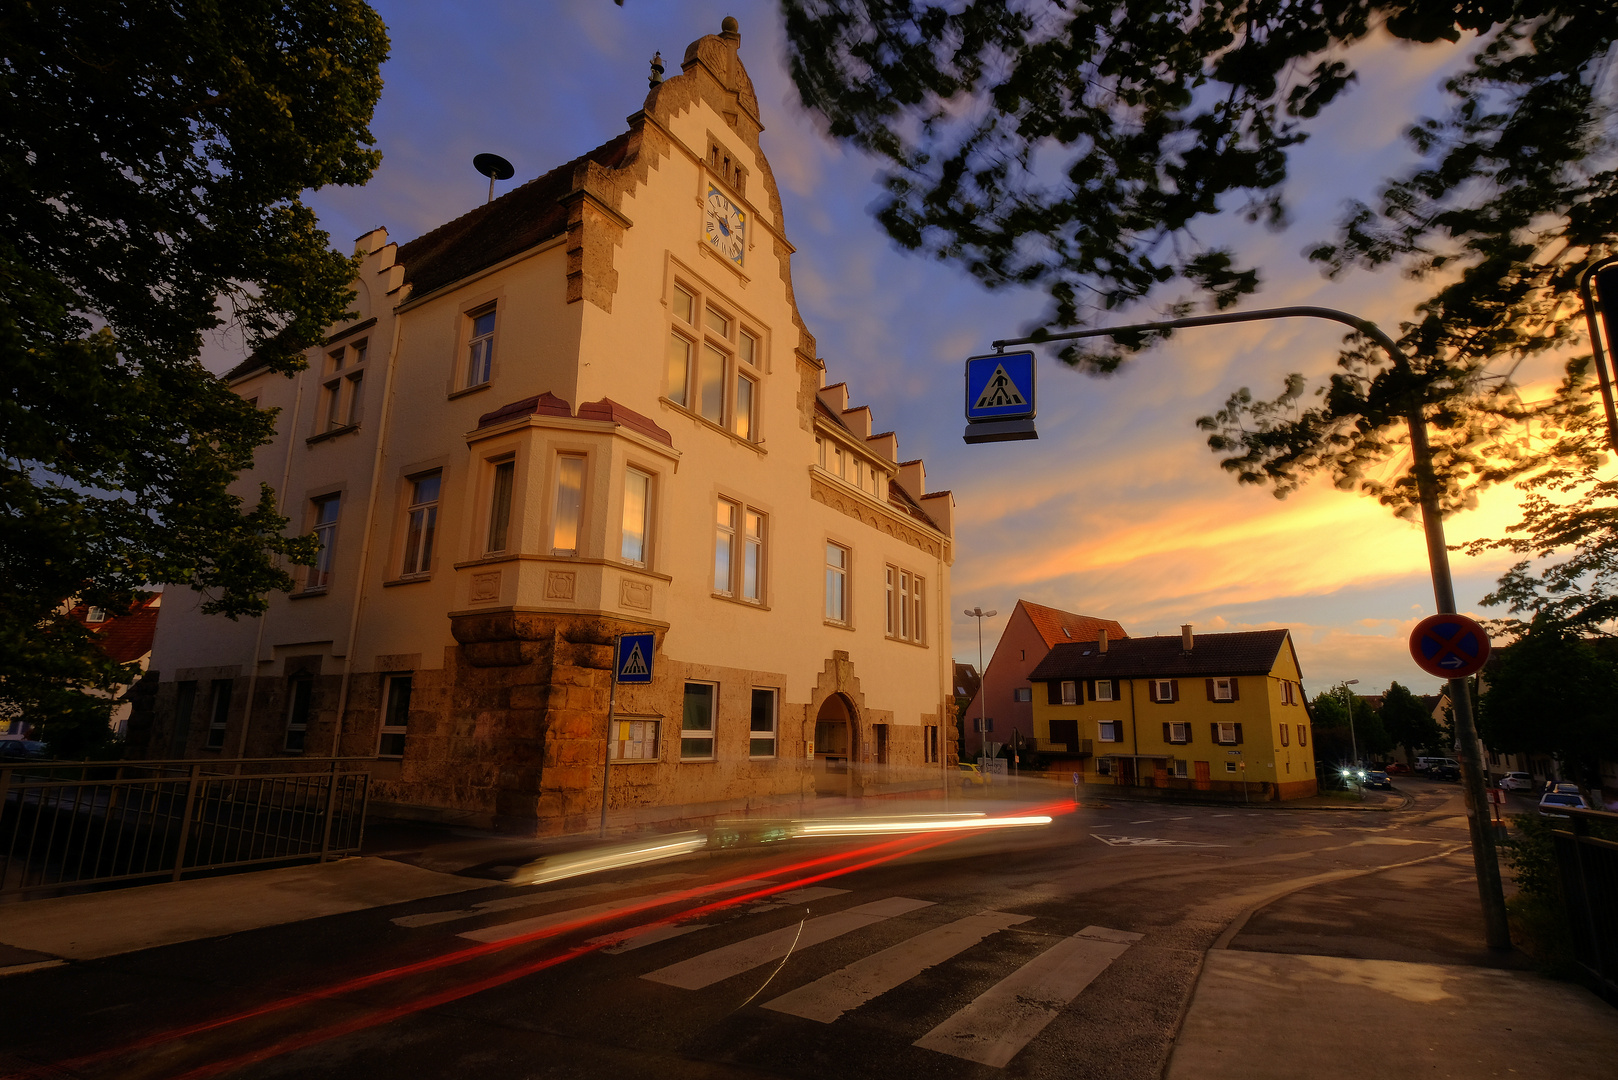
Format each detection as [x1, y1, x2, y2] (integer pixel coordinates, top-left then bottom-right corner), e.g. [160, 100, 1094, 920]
[1098, 628, 1108, 654]
[1181, 624, 1194, 652]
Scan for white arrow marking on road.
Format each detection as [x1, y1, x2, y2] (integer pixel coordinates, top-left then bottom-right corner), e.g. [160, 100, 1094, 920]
[1092, 835, 1227, 848]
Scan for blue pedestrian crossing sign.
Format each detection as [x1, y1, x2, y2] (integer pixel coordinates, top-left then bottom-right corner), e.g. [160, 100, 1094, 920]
[965, 351, 1036, 421]
[615, 633, 655, 685]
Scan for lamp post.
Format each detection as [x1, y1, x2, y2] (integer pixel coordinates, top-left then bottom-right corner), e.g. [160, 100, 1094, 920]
[988, 303, 1511, 949]
[963, 607, 997, 761]
[1340, 679, 1361, 793]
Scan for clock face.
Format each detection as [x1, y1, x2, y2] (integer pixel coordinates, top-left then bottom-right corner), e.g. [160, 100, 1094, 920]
[705, 186, 746, 265]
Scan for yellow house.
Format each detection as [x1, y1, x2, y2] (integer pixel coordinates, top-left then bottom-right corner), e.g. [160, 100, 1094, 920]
[1027, 625, 1317, 801]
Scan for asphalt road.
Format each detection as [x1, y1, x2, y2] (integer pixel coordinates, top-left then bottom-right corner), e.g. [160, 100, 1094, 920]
[2, 777, 1519, 1080]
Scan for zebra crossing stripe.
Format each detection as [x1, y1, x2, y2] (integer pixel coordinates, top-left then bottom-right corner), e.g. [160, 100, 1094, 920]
[913, 925, 1142, 1067]
[763, 909, 1034, 1023]
[642, 896, 935, 991]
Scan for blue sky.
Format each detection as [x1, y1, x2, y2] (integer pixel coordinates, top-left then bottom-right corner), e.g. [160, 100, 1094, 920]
[239, 2, 1586, 702]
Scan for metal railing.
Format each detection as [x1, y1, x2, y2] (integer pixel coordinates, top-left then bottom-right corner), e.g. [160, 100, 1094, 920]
[0, 757, 371, 897]
[1552, 807, 1618, 996]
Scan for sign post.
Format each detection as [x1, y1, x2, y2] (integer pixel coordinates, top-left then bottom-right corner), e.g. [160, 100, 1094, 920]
[602, 633, 655, 836]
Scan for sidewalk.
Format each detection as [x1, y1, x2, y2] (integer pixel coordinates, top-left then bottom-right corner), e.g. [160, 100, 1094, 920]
[1165, 844, 1618, 1078]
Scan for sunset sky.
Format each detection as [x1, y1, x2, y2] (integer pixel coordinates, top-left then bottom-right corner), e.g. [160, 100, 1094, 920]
[238, 2, 1595, 702]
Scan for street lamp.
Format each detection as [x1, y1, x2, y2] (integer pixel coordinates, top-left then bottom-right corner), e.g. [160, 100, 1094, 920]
[963, 607, 997, 761]
[1340, 679, 1361, 790]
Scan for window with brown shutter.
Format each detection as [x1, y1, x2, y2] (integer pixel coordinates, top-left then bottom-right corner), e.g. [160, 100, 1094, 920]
[1047, 681, 1061, 705]
[1050, 718, 1079, 749]
[1208, 677, 1237, 702]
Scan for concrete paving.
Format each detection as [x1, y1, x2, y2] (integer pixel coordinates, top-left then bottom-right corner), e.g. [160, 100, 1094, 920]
[0, 856, 483, 966]
[1165, 950, 1618, 1079]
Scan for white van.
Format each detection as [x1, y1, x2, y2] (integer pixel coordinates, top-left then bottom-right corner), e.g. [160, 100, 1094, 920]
[1415, 756, 1459, 773]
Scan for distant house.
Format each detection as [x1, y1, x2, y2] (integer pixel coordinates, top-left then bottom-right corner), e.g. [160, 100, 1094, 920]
[961, 600, 1126, 755]
[75, 593, 161, 736]
[1028, 624, 1317, 801]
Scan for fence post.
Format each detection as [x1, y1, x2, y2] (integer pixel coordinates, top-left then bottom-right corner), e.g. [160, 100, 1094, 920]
[317, 758, 340, 863]
[171, 764, 203, 882]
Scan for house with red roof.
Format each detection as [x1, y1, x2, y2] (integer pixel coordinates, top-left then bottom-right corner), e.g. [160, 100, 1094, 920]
[960, 600, 1127, 757]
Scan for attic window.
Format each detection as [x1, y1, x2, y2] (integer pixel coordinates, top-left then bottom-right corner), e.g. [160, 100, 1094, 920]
[707, 137, 747, 194]
[1063, 628, 1071, 637]
[1082, 650, 1092, 656]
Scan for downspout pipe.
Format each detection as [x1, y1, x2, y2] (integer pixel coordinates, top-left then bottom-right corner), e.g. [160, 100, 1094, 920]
[328, 307, 407, 756]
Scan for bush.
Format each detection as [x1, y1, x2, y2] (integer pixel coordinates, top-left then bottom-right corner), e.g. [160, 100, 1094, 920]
[1504, 814, 1575, 972]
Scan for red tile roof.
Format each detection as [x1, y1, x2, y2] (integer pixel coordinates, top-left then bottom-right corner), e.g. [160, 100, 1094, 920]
[1019, 601, 1127, 649]
[477, 392, 573, 428]
[70, 596, 160, 665]
[1028, 629, 1291, 681]
[576, 398, 673, 446]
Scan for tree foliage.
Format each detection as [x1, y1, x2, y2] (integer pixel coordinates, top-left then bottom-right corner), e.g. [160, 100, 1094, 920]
[1478, 624, 1618, 785]
[1379, 679, 1442, 760]
[782, 1, 1618, 514]
[1309, 686, 1388, 761]
[1, 1, 388, 740]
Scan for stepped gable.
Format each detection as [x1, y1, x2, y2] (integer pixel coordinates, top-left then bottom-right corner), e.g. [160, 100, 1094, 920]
[1028, 629, 1290, 681]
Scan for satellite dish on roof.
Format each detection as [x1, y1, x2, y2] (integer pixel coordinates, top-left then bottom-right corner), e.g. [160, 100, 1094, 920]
[474, 153, 515, 204]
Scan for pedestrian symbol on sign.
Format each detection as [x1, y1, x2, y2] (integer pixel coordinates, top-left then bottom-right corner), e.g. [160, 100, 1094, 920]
[972, 364, 1027, 410]
[620, 642, 648, 678]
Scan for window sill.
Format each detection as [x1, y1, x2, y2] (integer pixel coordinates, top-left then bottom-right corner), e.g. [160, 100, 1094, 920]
[290, 588, 329, 600]
[679, 757, 716, 764]
[711, 593, 769, 611]
[660, 398, 766, 454]
[609, 757, 661, 765]
[825, 619, 854, 631]
[306, 423, 359, 446]
[448, 382, 492, 401]
[884, 634, 929, 648]
[382, 574, 433, 588]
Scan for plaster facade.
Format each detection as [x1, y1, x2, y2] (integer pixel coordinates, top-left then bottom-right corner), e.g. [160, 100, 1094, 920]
[145, 20, 955, 832]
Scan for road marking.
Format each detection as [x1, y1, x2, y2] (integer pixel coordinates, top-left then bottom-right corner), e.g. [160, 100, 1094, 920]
[392, 873, 699, 928]
[762, 886, 850, 905]
[763, 910, 1034, 1023]
[642, 897, 935, 990]
[593, 923, 708, 954]
[914, 926, 1141, 1067]
[1093, 835, 1227, 848]
[455, 879, 755, 944]
[1167, 816, 1191, 821]
[1130, 819, 1156, 824]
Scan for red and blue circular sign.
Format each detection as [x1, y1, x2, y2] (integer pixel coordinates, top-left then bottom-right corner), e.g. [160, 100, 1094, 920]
[1408, 614, 1491, 679]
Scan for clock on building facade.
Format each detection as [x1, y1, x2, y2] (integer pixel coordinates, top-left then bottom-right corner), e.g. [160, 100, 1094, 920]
[704, 185, 745, 266]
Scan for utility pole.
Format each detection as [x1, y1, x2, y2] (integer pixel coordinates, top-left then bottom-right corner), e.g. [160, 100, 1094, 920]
[990, 305, 1512, 950]
[963, 607, 997, 762]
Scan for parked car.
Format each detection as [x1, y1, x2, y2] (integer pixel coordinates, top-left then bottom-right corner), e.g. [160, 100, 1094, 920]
[1551, 782, 1581, 796]
[1384, 762, 1411, 775]
[1499, 772, 1534, 792]
[1416, 756, 1460, 774]
[1364, 770, 1393, 790]
[0, 738, 47, 760]
[1431, 764, 1461, 781]
[1539, 792, 1589, 817]
[957, 762, 987, 787]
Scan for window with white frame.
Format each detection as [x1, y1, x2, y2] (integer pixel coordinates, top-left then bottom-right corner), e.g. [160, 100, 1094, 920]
[666, 280, 761, 439]
[551, 455, 586, 556]
[318, 341, 367, 432]
[1225, 760, 1238, 773]
[285, 676, 313, 752]
[887, 566, 925, 643]
[621, 468, 652, 566]
[306, 494, 340, 591]
[1173, 759, 1189, 778]
[1215, 722, 1240, 744]
[1212, 677, 1235, 701]
[486, 458, 515, 554]
[1093, 679, 1115, 702]
[1152, 679, 1177, 702]
[714, 498, 764, 602]
[400, 472, 440, 577]
[681, 682, 716, 760]
[825, 543, 849, 623]
[465, 306, 496, 388]
[610, 718, 660, 761]
[1098, 721, 1122, 742]
[817, 436, 887, 497]
[749, 688, 777, 758]
[1061, 680, 1078, 705]
[379, 674, 411, 757]
[1167, 722, 1190, 744]
[204, 679, 232, 750]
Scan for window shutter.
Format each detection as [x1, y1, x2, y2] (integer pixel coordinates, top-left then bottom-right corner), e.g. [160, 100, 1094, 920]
[1162, 722, 1171, 742]
[1230, 678, 1240, 701]
[1170, 679, 1180, 703]
[1108, 679, 1119, 699]
[1234, 722, 1244, 745]
[1085, 679, 1096, 701]
[1210, 722, 1219, 743]
[1206, 678, 1215, 701]
[1047, 681, 1060, 705]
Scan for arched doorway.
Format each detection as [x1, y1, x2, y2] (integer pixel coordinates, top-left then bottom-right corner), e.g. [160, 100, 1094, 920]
[813, 693, 857, 797]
